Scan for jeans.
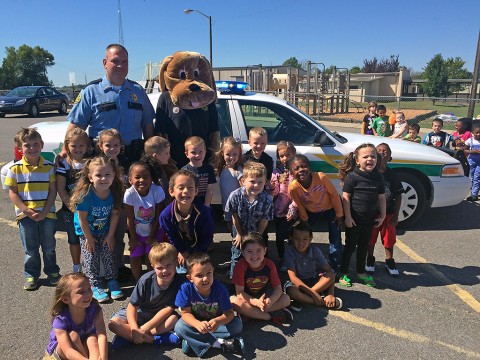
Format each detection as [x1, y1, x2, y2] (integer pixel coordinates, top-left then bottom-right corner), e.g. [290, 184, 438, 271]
[229, 225, 242, 278]
[18, 217, 59, 278]
[469, 157, 480, 196]
[307, 208, 343, 270]
[174, 317, 243, 357]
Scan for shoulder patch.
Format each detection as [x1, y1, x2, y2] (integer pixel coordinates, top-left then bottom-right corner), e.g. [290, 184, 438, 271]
[87, 78, 102, 86]
[127, 79, 140, 86]
[73, 93, 81, 104]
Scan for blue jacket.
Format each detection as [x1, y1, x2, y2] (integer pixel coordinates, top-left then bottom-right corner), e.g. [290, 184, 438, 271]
[159, 199, 214, 253]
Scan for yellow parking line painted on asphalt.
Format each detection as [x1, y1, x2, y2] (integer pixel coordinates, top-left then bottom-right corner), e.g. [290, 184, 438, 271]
[0, 216, 67, 240]
[396, 238, 480, 313]
[330, 311, 480, 358]
[0, 161, 6, 167]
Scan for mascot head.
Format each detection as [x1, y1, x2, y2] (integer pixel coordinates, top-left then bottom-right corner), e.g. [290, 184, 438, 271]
[159, 51, 216, 110]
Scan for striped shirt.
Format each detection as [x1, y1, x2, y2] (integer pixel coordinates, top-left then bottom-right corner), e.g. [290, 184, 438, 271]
[5, 156, 56, 220]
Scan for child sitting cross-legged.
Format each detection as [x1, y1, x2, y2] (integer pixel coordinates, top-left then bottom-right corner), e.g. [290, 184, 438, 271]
[108, 243, 184, 350]
[284, 221, 342, 312]
[230, 232, 293, 324]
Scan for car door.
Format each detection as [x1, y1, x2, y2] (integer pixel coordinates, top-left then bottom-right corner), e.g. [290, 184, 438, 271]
[44, 88, 60, 110]
[36, 88, 50, 111]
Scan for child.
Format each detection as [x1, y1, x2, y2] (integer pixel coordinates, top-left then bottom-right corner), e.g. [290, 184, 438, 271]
[372, 105, 392, 137]
[338, 143, 386, 287]
[270, 141, 297, 269]
[230, 232, 293, 324]
[452, 117, 472, 149]
[388, 110, 397, 134]
[361, 101, 377, 135]
[464, 123, 480, 201]
[423, 119, 453, 148]
[243, 127, 274, 181]
[57, 128, 90, 273]
[124, 159, 166, 280]
[403, 123, 422, 143]
[284, 221, 342, 311]
[390, 111, 408, 139]
[366, 143, 404, 276]
[108, 243, 184, 350]
[44, 273, 107, 360]
[70, 156, 125, 302]
[225, 161, 274, 277]
[6, 128, 60, 290]
[144, 135, 178, 204]
[182, 136, 216, 206]
[288, 154, 343, 272]
[159, 169, 214, 273]
[174, 254, 245, 357]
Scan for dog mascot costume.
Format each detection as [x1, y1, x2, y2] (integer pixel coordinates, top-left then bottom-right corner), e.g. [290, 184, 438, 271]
[154, 51, 220, 168]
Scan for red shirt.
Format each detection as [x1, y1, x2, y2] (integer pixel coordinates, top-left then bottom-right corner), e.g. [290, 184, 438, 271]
[232, 258, 280, 297]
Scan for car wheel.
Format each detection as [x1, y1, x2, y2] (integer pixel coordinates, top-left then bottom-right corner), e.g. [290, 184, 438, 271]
[396, 172, 427, 227]
[0, 113, 5, 118]
[59, 102, 67, 114]
[29, 104, 39, 117]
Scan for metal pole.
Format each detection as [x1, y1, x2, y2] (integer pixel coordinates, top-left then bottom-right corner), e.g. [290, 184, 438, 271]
[467, 30, 480, 118]
[209, 16, 213, 66]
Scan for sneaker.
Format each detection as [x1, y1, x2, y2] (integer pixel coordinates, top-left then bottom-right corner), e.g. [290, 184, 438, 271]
[181, 339, 191, 354]
[270, 308, 293, 324]
[48, 273, 61, 285]
[92, 286, 109, 303]
[289, 300, 303, 312]
[111, 335, 132, 351]
[357, 274, 376, 287]
[338, 274, 352, 287]
[221, 337, 245, 355]
[365, 256, 375, 273]
[153, 332, 180, 346]
[466, 195, 479, 202]
[385, 258, 400, 276]
[23, 277, 38, 291]
[107, 279, 124, 300]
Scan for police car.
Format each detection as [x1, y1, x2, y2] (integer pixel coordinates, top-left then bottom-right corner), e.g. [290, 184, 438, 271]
[1, 81, 470, 226]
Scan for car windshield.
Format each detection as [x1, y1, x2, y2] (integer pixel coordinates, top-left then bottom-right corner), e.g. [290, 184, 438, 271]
[5, 87, 38, 97]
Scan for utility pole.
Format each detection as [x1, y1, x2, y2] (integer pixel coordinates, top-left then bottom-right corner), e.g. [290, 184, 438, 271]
[467, 30, 480, 118]
[118, 0, 124, 45]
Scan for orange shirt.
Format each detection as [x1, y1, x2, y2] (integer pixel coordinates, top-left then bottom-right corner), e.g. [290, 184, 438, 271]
[288, 172, 344, 221]
[388, 113, 397, 125]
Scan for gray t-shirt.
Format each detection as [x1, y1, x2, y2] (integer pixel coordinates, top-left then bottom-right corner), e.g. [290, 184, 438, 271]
[284, 244, 328, 280]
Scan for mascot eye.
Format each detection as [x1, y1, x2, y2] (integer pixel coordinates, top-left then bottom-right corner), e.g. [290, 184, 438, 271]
[179, 70, 186, 80]
[193, 68, 199, 78]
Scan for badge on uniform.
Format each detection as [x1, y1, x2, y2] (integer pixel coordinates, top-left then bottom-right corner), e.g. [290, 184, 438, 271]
[131, 93, 138, 102]
[173, 107, 180, 114]
[73, 93, 81, 104]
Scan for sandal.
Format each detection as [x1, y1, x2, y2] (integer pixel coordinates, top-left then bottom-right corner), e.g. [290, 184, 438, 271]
[357, 274, 376, 287]
[338, 274, 352, 287]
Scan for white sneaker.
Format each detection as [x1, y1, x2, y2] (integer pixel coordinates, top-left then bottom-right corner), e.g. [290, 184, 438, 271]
[365, 256, 375, 273]
[385, 258, 399, 276]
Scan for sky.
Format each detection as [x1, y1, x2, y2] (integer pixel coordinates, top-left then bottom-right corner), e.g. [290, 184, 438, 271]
[1, 0, 479, 87]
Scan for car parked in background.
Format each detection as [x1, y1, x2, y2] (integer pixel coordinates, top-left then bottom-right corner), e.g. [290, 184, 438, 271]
[0, 86, 69, 117]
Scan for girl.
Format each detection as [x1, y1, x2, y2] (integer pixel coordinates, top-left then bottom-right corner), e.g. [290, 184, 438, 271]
[452, 117, 472, 149]
[97, 128, 123, 167]
[464, 123, 480, 201]
[124, 158, 166, 280]
[57, 128, 90, 273]
[212, 137, 243, 234]
[361, 101, 377, 135]
[270, 141, 297, 270]
[70, 156, 125, 303]
[45, 273, 107, 360]
[338, 143, 386, 287]
[390, 111, 408, 139]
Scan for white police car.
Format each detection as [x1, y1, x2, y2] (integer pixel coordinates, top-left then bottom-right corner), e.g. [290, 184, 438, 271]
[1, 81, 470, 226]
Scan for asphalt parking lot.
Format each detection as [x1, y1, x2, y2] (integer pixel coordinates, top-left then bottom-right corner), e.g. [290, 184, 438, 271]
[0, 113, 479, 360]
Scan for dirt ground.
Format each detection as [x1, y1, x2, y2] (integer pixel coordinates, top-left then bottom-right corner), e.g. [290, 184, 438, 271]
[319, 108, 433, 122]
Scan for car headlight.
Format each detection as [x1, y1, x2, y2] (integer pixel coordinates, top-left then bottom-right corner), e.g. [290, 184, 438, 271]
[441, 164, 464, 177]
[14, 99, 27, 106]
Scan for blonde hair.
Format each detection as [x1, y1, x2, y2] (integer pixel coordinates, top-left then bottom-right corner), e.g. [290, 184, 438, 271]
[242, 161, 266, 179]
[211, 136, 243, 175]
[14, 127, 43, 148]
[144, 136, 170, 155]
[184, 136, 205, 151]
[64, 128, 90, 163]
[148, 242, 178, 265]
[249, 127, 267, 138]
[70, 155, 125, 212]
[98, 128, 122, 147]
[276, 141, 297, 161]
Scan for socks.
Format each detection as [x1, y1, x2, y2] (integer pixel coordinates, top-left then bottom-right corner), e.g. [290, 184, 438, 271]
[212, 339, 224, 348]
[153, 332, 180, 345]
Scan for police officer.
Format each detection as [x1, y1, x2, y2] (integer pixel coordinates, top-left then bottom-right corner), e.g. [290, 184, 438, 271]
[62, 44, 155, 282]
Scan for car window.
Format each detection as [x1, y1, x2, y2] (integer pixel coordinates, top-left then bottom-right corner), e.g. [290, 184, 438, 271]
[238, 100, 321, 145]
[44, 88, 55, 96]
[38, 88, 46, 96]
[216, 99, 232, 138]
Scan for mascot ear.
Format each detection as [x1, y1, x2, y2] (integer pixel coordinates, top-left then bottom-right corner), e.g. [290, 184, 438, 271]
[199, 54, 217, 102]
[159, 56, 173, 92]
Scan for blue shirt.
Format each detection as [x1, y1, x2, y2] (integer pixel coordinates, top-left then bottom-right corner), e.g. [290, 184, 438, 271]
[68, 76, 154, 145]
[74, 187, 114, 236]
[175, 280, 232, 321]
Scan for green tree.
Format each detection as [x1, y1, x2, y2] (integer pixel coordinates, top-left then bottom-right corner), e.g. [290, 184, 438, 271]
[282, 57, 302, 69]
[0, 45, 54, 88]
[350, 66, 361, 74]
[422, 54, 449, 104]
[445, 57, 472, 93]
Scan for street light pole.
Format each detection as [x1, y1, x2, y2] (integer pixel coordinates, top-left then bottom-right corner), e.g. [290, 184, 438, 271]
[184, 9, 212, 67]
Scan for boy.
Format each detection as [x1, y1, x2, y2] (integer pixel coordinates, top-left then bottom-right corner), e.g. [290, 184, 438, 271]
[423, 119, 453, 148]
[366, 143, 404, 276]
[181, 136, 216, 206]
[284, 221, 342, 311]
[403, 123, 422, 143]
[174, 254, 245, 357]
[243, 127, 274, 181]
[108, 243, 184, 349]
[225, 162, 274, 277]
[159, 169, 214, 273]
[5, 128, 60, 290]
[372, 105, 392, 137]
[230, 232, 293, 324]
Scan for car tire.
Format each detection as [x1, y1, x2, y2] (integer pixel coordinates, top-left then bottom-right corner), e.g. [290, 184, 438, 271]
[59, 102, 67, 114]
[396, 172, 427, 227]
[29, 104, 39, 117]
[0, 113, 5, 118]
